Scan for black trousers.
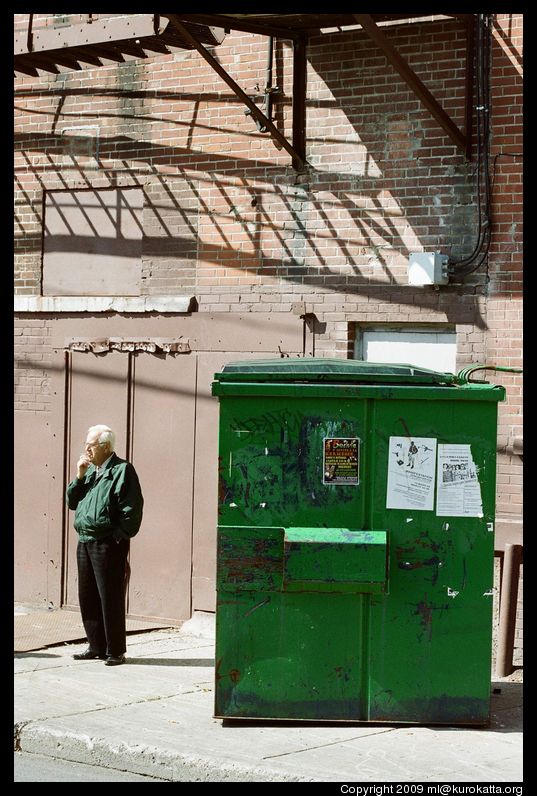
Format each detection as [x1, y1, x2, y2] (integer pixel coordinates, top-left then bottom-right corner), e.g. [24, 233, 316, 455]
[76, 536, 130, 657]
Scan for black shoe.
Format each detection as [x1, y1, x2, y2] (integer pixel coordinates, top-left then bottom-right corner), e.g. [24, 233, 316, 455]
[104, 654, 126, 666]
[73, 648, 106, 660]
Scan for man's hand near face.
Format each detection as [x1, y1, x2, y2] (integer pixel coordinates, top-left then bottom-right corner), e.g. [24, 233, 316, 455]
[77, 453, 92, 480]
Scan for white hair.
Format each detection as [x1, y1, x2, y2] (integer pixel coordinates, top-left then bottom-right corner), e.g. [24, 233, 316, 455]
[87, 425, 116, 451]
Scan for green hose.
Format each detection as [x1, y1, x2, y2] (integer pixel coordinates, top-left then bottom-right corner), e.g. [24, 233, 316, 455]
[456, 364, 523, 384]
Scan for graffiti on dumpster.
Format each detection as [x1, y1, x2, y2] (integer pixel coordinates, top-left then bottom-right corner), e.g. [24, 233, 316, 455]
[219, 417, 359, 524]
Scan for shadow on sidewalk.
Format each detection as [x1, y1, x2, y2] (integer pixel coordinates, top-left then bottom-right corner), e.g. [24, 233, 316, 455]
[15, 652, 63, 659]
[124, 657, 214, 667]
[489, 680, 523, 734]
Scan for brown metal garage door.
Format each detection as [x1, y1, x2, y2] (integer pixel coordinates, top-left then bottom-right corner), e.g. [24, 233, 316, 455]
[64, 350, 196, 622]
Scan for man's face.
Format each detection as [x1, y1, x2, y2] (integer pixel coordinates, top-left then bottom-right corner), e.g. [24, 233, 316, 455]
[85, 433, 110, 467]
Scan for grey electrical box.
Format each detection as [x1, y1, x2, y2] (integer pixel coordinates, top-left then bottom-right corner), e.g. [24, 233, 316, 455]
[408, 252, 449, 286]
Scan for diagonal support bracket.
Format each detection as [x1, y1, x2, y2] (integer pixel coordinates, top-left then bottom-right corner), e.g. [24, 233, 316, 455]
[353, 14, 470, 158]
[167, 14, 307, 170]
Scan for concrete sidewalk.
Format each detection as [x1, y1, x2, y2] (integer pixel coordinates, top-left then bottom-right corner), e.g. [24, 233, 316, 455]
[14, 613, 523, 783]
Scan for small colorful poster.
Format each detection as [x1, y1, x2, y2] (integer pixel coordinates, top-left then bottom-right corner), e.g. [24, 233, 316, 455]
[323, 437, 360, 485]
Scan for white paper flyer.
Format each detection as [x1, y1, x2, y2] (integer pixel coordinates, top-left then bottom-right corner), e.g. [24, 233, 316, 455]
[386, 436, 437, 511]
[436, 444, 483, 517]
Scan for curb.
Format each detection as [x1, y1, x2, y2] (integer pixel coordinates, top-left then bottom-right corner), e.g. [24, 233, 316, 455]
[15, 723, 304, 782]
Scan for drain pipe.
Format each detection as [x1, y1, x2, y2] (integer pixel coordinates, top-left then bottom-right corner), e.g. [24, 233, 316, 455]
[259, 36, 275, 132]
[244, 36, 279, 133]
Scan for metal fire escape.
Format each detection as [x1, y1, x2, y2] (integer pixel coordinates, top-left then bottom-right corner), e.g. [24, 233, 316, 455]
[15, 13, 478, 168]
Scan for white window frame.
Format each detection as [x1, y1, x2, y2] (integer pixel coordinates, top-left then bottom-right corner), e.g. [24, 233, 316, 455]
[354, 325, 457, 372]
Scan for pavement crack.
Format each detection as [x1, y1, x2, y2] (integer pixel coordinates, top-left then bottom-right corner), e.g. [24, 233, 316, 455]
[262, 728, 396, 759]
[15, 688, 203, 725]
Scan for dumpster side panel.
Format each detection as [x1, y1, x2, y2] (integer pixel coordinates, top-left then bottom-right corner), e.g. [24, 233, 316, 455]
[367, 398, 498, 723]
[215, 590, 365, 720]
[216, 395, 370, 719]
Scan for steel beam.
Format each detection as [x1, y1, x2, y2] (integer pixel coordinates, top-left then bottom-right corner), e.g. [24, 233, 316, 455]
[67, 49, 103, 67]
[15, 55, 60, 75]
[14, 63, 40, 77]
[15, 14, 164, 55]
[34, 52, 83, 71]
[168, 13, 300, 40]
[167, 15, 306, 169]
[80, 45, 126, 63]
[137, 40, 171, 55]
[115, 43, 149, 59]
[292, 35, 307, 171]
[353, 14, 467, 156]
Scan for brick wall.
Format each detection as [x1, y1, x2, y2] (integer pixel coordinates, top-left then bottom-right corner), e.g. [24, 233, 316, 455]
[15, 14, 522, 657]
[14, 12, 523, 500]
[14, 319, 52, 412]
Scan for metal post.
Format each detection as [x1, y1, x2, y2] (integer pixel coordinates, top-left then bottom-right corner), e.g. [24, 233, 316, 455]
[496, 543, 522, 678]
[27, 13, 34, 52]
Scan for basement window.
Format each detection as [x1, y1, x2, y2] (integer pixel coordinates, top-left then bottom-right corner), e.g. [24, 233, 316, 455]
[354, 326, 457, 372]
[42, 187, 143, 296]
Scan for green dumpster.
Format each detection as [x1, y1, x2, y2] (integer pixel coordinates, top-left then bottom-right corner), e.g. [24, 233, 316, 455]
[211, 358, 505, 724]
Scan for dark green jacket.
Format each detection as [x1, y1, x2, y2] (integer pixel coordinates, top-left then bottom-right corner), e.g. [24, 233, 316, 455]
[66, 453, 144, 542]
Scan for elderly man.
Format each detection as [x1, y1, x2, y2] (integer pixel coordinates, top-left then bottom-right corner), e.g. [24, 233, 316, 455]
[66, 425, 144, 666]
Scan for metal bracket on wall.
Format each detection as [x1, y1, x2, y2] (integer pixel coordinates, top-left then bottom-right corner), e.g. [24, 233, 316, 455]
[291, 303, 325, 357]
[65, 337, 191, 353]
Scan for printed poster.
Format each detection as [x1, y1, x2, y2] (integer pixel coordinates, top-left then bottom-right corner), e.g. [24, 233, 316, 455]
[323, 437, 360, 484]
[436, 444, 483, 517]
[386, 436, 437, 511]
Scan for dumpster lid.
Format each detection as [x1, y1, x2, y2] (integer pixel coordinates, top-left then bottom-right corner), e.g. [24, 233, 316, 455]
[214, 358, 461, 385]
